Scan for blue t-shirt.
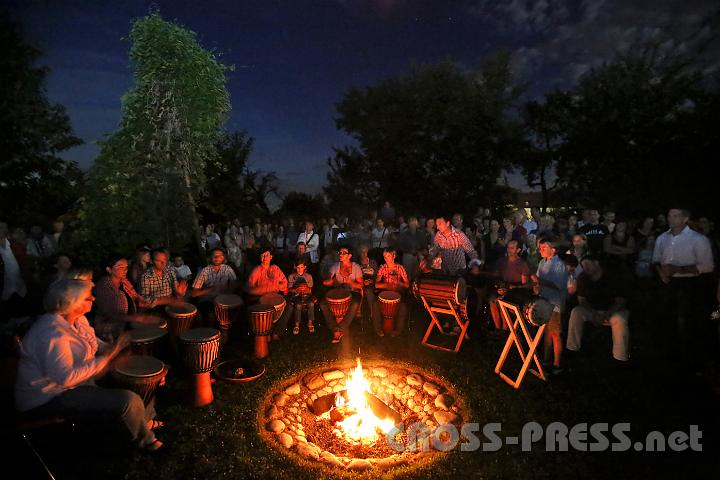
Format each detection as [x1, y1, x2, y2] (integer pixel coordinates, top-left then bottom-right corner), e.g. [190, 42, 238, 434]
[536, 255, 568, 311]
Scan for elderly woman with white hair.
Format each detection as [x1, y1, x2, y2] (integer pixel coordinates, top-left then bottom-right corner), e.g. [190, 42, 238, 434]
[14, 278, 164, 451]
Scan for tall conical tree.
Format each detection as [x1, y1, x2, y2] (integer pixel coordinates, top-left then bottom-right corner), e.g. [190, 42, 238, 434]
[76, 13, 229, 261]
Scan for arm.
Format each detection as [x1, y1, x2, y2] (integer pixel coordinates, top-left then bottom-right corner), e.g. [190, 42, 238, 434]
[462, 233, 479, 260]
[43, 334, 128, 388]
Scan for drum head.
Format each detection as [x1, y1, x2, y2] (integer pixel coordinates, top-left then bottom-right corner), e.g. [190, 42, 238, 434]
[128, 315, 167, 329]
[214, 358, 266, 383]
[248, 304, 275, 314]
[215, 294, 244, 308]
[180, 327, 220, 343]
[259, 293, 284, 308]
[527, 298, 554, 326]
[379, 290, 401, 302]
[326, 288, 351, 301]
[129, 326, 168, 343]
[114, 355, 164, 377]
[166, 303, 197, 316]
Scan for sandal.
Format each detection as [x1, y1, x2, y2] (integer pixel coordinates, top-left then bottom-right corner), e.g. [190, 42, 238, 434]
[331, 330, 343, 344]
[147, 419, 165, 430]
[142, 438, 163, 452]
[293, 324, 300, 335]
[308, 323, 315, 334]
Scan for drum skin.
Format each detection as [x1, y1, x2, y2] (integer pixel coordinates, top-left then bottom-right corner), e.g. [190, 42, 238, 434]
[259, 293, 286, 323]
[112, 355, 166, 405]
[165, 302, 198, 337]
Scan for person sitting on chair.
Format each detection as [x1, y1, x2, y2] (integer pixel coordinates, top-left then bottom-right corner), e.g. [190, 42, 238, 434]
[15, 279, 165, 451]
[565, 255, 630, 363]
[489, 240, 532, 331]
[373, 247, 410, 337]
[139, 249, 188, 308]
[320, 247, 363, 344]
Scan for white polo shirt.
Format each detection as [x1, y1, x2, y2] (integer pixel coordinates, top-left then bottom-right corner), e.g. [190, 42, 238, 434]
[652, 226, 714, 277]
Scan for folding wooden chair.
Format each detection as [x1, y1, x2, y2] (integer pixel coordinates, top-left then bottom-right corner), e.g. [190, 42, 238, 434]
[419, 296, 470, 353]
[494, 299, 547, 388]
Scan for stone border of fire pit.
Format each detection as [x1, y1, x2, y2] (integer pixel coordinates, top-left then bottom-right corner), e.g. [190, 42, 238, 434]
[257, 358, 468, 473]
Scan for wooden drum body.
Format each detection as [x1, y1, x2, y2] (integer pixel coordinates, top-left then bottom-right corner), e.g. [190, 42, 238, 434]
[128, 326, 168, 358]
[112, 355, 167, 405]
[378, 290, 401, 334]
[412, 274, 467, 306]
[500, 289, 553, 327]
[165, 303, 197, 337]
[325, 288, 351, 324]
[179, 328, 221, 406]
[259, 293, 286, 324]
[248, 304, 275, 359]
[213, 294, 244, 333]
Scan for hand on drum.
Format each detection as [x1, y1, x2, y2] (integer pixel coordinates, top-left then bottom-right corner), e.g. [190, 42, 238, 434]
[128, 313, 162, 325]
[176, 280, 188, 297]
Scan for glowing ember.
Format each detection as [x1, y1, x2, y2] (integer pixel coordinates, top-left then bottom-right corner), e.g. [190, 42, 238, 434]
[333, 358, 396, 443]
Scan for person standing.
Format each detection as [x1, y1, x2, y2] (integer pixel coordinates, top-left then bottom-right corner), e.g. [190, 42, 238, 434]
[431, 214, 479, 275]
[1, 221, 29, 319]
[297, 222, 320, 271]
[653, 208, 714, 370]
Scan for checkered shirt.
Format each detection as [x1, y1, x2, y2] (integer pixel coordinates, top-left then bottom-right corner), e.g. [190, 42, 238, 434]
[140, 268, 178, 300]
[192, 264, 237, 290]
[432, 227, 478, 275]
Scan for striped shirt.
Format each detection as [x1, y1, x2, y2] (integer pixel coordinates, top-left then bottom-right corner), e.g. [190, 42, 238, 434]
[432, 227, 478, 275]
[192, 264, 237, 290]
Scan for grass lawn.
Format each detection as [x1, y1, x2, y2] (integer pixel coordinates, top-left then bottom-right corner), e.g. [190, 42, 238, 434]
[4, 302, 718, 479]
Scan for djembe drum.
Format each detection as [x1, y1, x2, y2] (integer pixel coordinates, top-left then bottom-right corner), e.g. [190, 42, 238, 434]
[165, 303, 197, 337]
[128, 326, 168, 357]
[112, 355, 167, 406]
[378, 290, 401, 334]
[412, 274, 467, 306]
[501, 289, 553, 327]
[248, 304, 275, 359]
[128, 315, 167, 331]
[259, 293, 286, 324]
[179, 328, 221, 406]
[325, 288, 352, 323]
[213, 294, 244, 340]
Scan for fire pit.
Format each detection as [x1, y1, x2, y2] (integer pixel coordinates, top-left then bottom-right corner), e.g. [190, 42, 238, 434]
[259, 359, 467, 471]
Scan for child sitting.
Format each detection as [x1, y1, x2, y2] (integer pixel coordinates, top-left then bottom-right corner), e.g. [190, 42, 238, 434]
[287, 259, 315, 335]
[172, 254, 192, 281]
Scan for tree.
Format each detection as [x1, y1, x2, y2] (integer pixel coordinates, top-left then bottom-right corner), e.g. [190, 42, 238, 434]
[75, 13, 229, 262]
[553, 49, 718, 216]
[326, 56, 523, 216]
[515, 91, 574, 211]
[200, 130, 281, 222]
[276, 191, 326, 220]
[0, 14, 83, 226]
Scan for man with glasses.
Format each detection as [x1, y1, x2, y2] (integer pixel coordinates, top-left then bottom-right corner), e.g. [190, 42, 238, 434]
[320, 247, 363, 343]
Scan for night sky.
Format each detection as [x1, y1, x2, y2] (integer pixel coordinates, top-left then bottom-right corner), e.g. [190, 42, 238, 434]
[7, 0, 718, 194]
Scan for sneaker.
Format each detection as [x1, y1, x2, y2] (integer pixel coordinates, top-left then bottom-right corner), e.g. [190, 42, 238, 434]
[308, 323, 315, 333]
[376, 331, 385, 337]
[550, 366, 564, 376]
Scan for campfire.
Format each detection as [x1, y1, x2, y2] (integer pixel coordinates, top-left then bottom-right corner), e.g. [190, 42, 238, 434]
[259, 359, 466, 471]
[316, 359, 398, 444]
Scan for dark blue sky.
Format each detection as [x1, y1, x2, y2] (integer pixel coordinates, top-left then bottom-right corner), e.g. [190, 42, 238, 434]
[8, 0, 718, 194]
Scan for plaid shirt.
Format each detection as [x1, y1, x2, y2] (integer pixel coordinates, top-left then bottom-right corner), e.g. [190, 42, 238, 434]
[140, 267, 178, 300]
[376, 263, 409, 289]
[432, 227, 478, 275]
[95, 276, 143, 319]
[192, 264, 237, 290]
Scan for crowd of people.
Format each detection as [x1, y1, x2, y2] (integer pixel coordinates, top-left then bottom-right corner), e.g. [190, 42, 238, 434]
[2, 201, 719, 452]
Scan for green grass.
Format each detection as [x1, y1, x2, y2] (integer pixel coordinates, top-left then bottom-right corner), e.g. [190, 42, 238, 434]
[8, 304, 719, 479]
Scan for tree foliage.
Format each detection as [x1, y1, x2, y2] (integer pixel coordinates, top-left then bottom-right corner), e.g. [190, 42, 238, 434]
[0, 13, 83, 226]
[200, 130, 281, 222]
[75, 13, 230, 260]
[325, 56, 523, 216]
[276, 191, 327, 220]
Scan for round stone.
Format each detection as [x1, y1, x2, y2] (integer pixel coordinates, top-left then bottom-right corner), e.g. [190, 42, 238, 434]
[285, 383, 301, 395]
[274, 393, 290, 407]
[346, 459, 373, 471]
[433, 410, 459, 425]
[323, 369, 345, 381]
[320, 451, 344, 467]
[406, 374, 423, 386]
[434, 394, 454, 410]
[266, 405, 282, 420]
[304, 373, 325, 390]
[267, 420, 285, 433]
[278, 432, 293, 449]
[423, 382, 441, 396]
[372, 367, 388, 377]
[296, 442, 320, 460]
